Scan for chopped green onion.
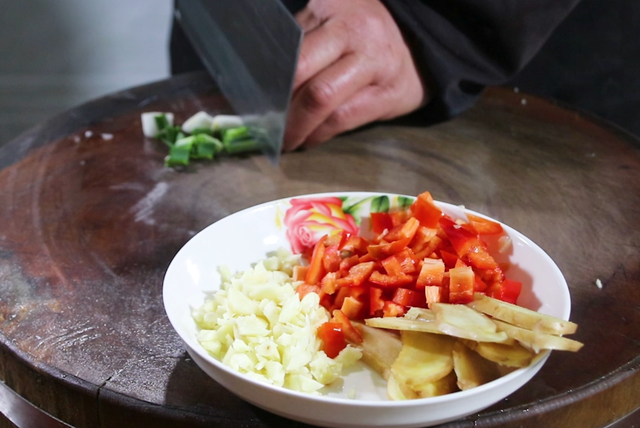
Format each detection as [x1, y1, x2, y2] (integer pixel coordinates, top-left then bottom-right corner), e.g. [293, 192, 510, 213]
[154, 114, 170, 132]
[224, 138, 259, 154]
[190, 127, 214, 136]
[165, 144, 191, 167]
[222, 126, 252, 144]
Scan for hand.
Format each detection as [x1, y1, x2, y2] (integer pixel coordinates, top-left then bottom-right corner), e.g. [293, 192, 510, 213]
[283, 0, 428, 151]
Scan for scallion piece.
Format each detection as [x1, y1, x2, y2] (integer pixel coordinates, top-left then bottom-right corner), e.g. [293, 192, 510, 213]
[165, 144, 191, 167]
[224, 138, 259, 154]
[154, 114, 170, 132]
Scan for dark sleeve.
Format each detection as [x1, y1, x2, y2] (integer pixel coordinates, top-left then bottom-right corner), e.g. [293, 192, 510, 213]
[381, 0, 582, 124]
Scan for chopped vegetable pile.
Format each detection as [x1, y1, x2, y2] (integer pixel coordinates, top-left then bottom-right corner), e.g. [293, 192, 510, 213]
[294, 191, 520, 324]
[141, 111, 259, 167]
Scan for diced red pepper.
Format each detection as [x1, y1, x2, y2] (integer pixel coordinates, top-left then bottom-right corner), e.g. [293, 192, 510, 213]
[322, 245, 342, 272]
[474, 274, 488, 293]
[371, 212, 394, 234]
[339, 255, 360, 277]
[416, 258, 445, 288]
[367, 237, 412, 260]
[368, 270, 414, 287]
[425, 285, 448, 305]
[321, 272, 339, 295]
[337, 261, 375, 287]
[390, 210, 411, 227]
[381, 255, 403, 276]
[370, 287, 385, 316]
[409, 226, 437, 253]
[305, 235, 327, 285]
[332, 309, 363, 344]
[466, 213, 504, 235]
[449, 266, 475, 304]
[292, 265, 309, 282]
[466, 246, 499, 270]
[325, 230, 349, 248]
[488, 278, 522, 304]
[392, 288, 425, 308]
[439, 250, 459, 269]
[382, 300, 407, 317]
[342, 235, 369, 256]
[317, 322, 346, 358]
[341, 296, 366, 320]
[410, 192, 442, 228]
[394, 248, 417, 274]
[296, 283, 321, 300]
[384, 217, 420, 242]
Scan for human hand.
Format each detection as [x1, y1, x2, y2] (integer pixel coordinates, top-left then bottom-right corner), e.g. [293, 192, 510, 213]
[283, 0, 428, 151]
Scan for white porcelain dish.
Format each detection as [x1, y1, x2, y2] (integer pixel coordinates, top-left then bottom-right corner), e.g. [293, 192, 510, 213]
[163, 192, 571, 428]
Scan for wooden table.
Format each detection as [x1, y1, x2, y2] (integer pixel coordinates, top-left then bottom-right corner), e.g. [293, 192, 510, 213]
[0, 72, 639, 428]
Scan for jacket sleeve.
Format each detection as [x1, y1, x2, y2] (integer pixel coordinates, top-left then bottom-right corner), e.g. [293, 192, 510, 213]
[381, 0, 581, 123]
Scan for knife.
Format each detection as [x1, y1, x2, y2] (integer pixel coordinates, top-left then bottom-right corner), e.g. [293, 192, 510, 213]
[175, 0, 302, 164]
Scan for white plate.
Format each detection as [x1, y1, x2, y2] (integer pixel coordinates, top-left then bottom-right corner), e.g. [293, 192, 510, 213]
[163, 192, 571, 428]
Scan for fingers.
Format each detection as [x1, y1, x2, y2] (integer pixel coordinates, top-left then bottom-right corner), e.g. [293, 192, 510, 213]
[303, 85, 391, 147]
[293, 21, 348, 91]
[284, 53, 376, 151]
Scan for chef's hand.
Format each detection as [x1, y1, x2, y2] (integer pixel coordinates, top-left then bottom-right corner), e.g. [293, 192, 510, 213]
[283, 0, 428, 151]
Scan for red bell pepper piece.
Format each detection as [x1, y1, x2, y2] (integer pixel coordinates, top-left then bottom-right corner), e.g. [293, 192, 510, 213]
[370, 287, 385, 316]
[332, 309, 363, 344]
[305, 235, 327, 285]
[416, 258, 445, 288]
[371, 212, 393, 234]
[296, 283, 321, 300]
[391, 288, 426, 308]
[384, 217, 420, 242]
[337, 261, 375, 287]
[382, 300, 407, 317]
[317, 322, 346, 358]
[322, 244, 342, 273]
[488, 278, 522, 304]
[466, 213, 504, 235]
[448, 266, 475, 304]
[367, 237, 412, 260]
[410, 192, 442, 228]
[368, 271, 414, 287]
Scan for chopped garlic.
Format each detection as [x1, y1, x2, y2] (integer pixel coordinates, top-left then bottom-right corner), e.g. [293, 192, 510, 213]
[595, 278, 603, 289]
[193, 248, 361, 394]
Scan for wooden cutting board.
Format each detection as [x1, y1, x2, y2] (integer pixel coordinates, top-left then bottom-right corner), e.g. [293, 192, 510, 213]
[0, 72, 639, 428]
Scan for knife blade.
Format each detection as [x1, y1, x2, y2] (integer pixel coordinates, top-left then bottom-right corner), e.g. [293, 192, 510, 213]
[175, 0, 302, 164]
